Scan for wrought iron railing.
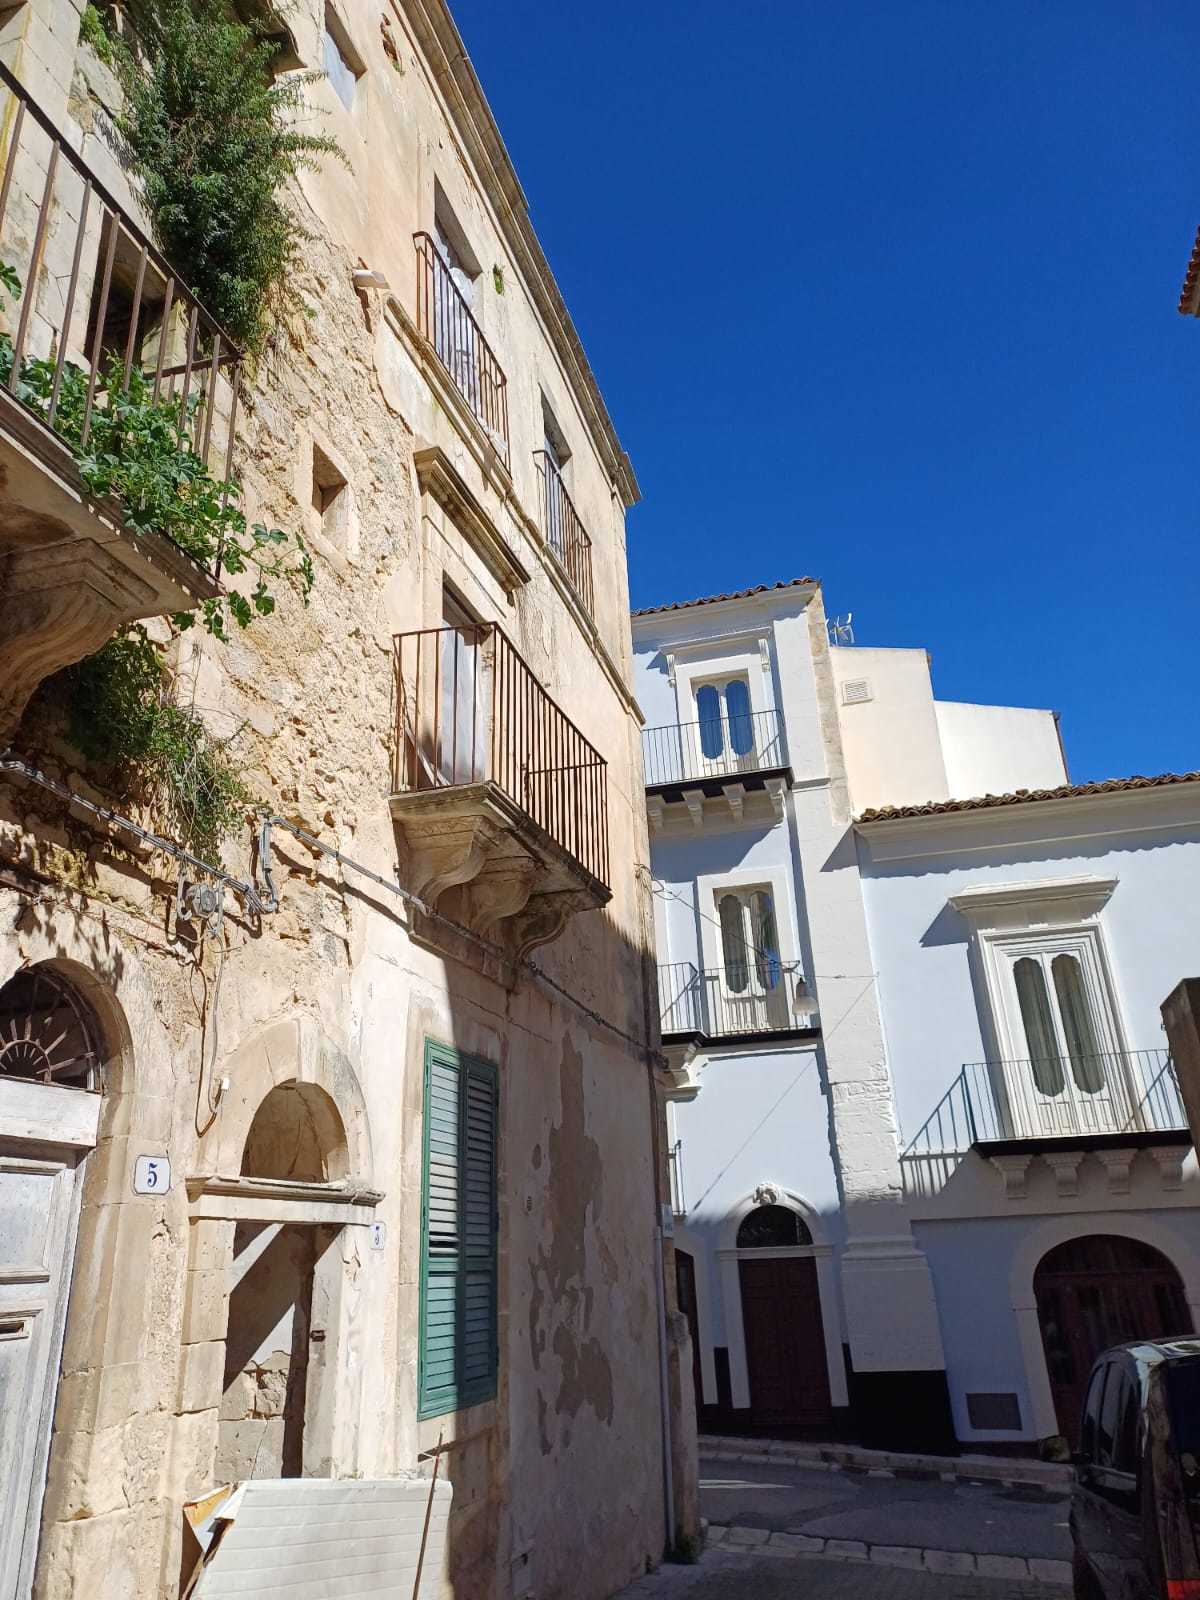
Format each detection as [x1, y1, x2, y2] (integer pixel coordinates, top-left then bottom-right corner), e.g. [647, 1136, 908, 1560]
[657, 960, 811, 1040]
[392, 622, 609, 889]
[668, 1139, 685, 1218]
[642, 708, 787, 789]
[904, 1049, 1185, 1158]
[414, 231, 509, 461]
[0, 60, 241, 578]
[534, 450, 594, 617]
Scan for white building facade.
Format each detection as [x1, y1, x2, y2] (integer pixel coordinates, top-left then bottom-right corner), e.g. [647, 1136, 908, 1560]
[634, 579, 1200, 1453]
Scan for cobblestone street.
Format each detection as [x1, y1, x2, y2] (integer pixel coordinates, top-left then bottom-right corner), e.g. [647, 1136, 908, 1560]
[615, 1547, 1065, 1600]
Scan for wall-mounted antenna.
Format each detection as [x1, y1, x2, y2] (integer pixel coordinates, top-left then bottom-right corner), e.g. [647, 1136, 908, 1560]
[827, 612, 855, 646]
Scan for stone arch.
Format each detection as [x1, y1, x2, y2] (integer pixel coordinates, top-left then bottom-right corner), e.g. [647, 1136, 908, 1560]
[718, 1184, 829, 1252]
[1011, 1213, 1200, 1439]
[242, 1081, 349, 1182]
[204, 1015, 373, 1187]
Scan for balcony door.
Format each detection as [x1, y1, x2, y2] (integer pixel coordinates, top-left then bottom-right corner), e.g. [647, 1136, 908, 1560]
[717, 887, 788, 1034]
[693, 678, 756, 778]
[438, 592, 488, 786]
[1001, 942, 1134, 1137]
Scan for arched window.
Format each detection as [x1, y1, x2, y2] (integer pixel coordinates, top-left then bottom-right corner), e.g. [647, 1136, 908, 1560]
[1052, 954, 1104, 1092]
[696, 683, 724, 759]
[737, 1204, 812, 1249]
[1014, 956, 1065, 1096]
[724, 679, 753, 756]
[719, 893, 749, 993]
[0, 964, 103, 1090]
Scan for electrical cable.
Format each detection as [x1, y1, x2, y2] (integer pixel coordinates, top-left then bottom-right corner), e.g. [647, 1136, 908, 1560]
[0, 753, 658, 1062]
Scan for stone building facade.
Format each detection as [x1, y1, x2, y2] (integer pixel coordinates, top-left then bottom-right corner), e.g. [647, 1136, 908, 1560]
[0, 2, 696, 1596]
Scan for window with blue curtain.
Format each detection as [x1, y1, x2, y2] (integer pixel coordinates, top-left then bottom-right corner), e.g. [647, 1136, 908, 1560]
[724, 679, 753, 756]
[696, 683, 724, 759]
[420, 1040, 499, 1418]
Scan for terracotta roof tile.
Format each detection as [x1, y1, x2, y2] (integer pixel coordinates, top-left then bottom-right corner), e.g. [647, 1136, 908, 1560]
[632, 578, 818, 619]
[857, 770, 1200, 823]
[1179, 225, 1200, 315]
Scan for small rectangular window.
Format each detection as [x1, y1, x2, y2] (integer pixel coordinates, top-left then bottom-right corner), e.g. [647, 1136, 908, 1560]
[322, 5, 363, 109]
[419, 1040, 499, 1419]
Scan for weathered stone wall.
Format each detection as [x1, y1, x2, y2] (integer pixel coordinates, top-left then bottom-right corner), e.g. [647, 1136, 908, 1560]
[0, 1, 693, 1595]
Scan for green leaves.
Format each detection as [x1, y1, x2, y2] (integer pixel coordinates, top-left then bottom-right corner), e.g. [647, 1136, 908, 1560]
[0, 327, 312, 641]
[64, 626, 250, 856]
[108, 0, 342, 353]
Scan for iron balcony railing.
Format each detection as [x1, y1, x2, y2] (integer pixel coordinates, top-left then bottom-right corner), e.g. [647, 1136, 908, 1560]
[0, 60, 241, 578]
[668, 1139, 685, 1219]
[392, 622, 609, 889]
[414, 231, 509, 462]
[904, 1049, 1186, 1159]
[534, 451, 594, 617]
[642, 708, 787, 789]
[658, 960, 811, 1041]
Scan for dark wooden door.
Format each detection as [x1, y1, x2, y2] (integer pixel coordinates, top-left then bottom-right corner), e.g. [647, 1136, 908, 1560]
[739, 1255, 832, 1427]
[674, 1249, 705, 1418]
[1035, 1235, 1192, 1447]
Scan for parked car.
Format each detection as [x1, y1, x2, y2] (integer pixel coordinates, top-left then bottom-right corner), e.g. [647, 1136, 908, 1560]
[1071, 1337, 1200, 1598]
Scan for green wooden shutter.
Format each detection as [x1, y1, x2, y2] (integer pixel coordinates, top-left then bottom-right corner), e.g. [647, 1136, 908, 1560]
[420, 1040, 498, 1418]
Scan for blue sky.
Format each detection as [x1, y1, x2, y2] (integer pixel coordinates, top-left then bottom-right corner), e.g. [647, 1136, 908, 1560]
[451, 1, 1200, 783]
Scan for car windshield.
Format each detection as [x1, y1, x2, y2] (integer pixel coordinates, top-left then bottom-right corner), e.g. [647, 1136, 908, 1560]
[1166, 1358, 1200, 1489]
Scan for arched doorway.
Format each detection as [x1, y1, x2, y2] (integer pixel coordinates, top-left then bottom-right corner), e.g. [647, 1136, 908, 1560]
[0, 963, 106, 1600]
[737, 1204, 832, 1428]
[216, 1083, 349, 1485]
[1035, 1234, 1192, 1445]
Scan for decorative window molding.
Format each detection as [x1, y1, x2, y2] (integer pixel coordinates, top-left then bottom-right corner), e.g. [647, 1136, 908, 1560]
[414, 444, 530, 596]
[949, 874, 1117, 929]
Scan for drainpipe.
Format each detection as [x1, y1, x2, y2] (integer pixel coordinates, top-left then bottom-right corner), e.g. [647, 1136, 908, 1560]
[653, 1216, 676, 1554]
[637, 862, 677, 1555]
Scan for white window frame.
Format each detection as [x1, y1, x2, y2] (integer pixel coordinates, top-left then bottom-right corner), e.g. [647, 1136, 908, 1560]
[948, 875, 1135, 1129]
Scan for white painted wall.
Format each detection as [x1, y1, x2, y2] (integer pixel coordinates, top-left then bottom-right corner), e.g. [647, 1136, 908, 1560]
[858, 786, 1200, 1441]
[828, 646, 1064, 814]
[829, 647, 949, 815]
[934, 701, 1066, 802]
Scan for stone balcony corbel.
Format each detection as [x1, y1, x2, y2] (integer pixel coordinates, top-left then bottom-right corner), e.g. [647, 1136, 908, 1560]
[0, 393, 221, 744]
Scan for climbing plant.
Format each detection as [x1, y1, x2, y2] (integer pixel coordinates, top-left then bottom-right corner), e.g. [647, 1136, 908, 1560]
[95, 0, 341, 352]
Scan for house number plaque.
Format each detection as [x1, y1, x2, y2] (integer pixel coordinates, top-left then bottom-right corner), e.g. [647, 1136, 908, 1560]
[132, 1155, 171, 1196]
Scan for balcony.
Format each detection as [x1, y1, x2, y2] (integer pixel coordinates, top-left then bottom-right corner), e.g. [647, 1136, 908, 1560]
[534, 451, 594, 617]
[390, 622, 610, 959]
[0, 60, 228, 741]
[903, 1051, 1190, 1199]
[414, 232, 509, 464]
[642, 709, 790, 821]
[657, 960, 818, 1047]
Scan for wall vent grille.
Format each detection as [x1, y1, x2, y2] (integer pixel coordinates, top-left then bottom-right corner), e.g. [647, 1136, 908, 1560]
[841, 678, 872, 706]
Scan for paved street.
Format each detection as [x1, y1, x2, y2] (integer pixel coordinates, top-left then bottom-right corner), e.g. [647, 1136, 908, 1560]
[610, 1455, 1074, 1599]
[699, 1454, 1072, 1561]
[615, 1547, 1060, 1600]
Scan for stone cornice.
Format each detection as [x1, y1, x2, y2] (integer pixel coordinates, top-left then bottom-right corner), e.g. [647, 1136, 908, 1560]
[395, 0, 639, 508]
[414, 444, 530, 595]
[948, 874, 1118, 925]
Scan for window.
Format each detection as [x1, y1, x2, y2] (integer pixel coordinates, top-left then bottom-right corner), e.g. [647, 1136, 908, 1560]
[718, 887, 780, 995]
[438, 586, 486, 784]
[736, 1205, 812, 1249]
[695, 678, 753, 761]
[311, 441, 347, 524]
[419, 1040, 498, 1418]
[322, 5, 363, 109]
[1010, 948, 1106, 1095]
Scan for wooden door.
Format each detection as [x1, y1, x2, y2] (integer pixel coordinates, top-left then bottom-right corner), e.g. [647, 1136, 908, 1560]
[0, 1142, 84, 1600]
[1035, 1234, 1191, 1447]
[739, 1255, 832, 1427]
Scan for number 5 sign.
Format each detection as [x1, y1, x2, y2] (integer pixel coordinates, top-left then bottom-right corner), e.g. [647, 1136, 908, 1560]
[132, 1155, 171, 1196]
